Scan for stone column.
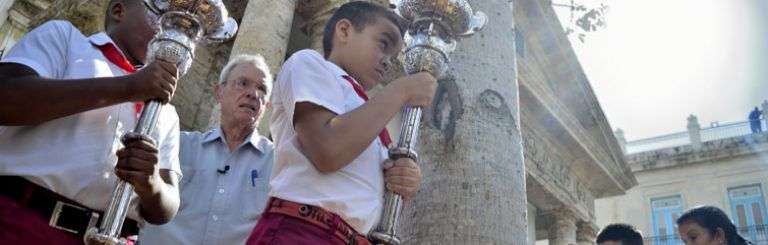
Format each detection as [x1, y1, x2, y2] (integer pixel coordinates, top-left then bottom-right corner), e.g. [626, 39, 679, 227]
[0, 0, 15, 29]
[298, 0, 344, 52]
[614, 128, 626, 154]
[229, 0, 298, 71]
[548, 209, 577, 245]
[761, 100, 768, 115]
[208, 0, 298, 130]
[298, 0, 390, 52]
[687, 114, 701, 150]
[576, 222, 598, 245]
[399, 1, 527, 244]
[0, 7, 27, 52]
[761, 100, 768, 130]
[528, 204, 538, 245]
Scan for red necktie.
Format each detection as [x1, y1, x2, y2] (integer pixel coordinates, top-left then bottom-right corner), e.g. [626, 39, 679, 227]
[341, 75, 393, 148]
[95, 43, 143, 119]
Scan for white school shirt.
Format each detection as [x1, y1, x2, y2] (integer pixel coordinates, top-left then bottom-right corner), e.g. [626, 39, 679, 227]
[140, 128, 274, 245]
[269, 49, 389, 234]
[0, 20, 181, 221]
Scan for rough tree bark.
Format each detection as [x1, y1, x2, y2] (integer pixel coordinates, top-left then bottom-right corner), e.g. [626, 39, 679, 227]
[398, 0, 527, 244]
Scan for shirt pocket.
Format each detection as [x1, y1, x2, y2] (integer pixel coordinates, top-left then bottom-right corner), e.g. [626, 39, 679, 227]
[238, 173, 270, 222]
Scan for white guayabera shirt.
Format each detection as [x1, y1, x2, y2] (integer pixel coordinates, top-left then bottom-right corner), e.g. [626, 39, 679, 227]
[0, 20, 181, 221]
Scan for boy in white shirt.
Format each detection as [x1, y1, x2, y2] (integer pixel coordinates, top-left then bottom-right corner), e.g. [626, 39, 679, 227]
[247, 1, 437, 244]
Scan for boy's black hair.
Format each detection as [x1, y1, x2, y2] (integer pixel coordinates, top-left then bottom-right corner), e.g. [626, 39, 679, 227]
[596, 223, 644, 245]
[322, 1, 408, 58]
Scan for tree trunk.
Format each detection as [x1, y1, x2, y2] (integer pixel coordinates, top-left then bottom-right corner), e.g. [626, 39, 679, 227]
[398, 0, 527, 244]
[209, 0, 297, 130]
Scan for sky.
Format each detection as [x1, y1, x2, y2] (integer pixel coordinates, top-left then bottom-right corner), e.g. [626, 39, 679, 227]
[553, 0, 768, 140]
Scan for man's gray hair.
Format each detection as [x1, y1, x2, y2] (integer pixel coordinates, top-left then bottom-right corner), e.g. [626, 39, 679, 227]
[219, 54, 273, 99]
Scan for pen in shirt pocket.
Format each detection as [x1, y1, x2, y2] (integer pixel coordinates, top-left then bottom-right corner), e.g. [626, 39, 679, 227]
[251, 170, 258, 187]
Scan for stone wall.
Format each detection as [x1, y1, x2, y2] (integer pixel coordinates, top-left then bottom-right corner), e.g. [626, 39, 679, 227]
[0, 0, 53, 54]
[30, 0, 103, 35]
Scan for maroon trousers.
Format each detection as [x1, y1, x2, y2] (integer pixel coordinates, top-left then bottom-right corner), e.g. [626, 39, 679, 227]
[0, 195, 136, 245]
[0, 195, 83, 245]
[247, 212, 369, 245]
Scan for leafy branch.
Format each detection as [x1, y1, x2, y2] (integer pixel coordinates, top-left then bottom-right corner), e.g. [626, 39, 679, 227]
[552, 1, 609, 43]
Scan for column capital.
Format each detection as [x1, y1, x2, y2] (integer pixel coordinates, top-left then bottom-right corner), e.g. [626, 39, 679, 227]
[614, 128, 626, 153]
[687, 114, 702, 149]
[687, 114, 700, 129]
[551, 208, 578, 222]
[576, 221, 598, 245]
[297, 0, 395, 51]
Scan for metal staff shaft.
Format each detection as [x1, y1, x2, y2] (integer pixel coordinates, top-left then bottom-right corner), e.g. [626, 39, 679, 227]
[370, 106, 422, 245]
[133, 101, 163, 137]
[391, 106, 422, 161]
[103, 101, 164, 233]
[86, 101, 162, 245]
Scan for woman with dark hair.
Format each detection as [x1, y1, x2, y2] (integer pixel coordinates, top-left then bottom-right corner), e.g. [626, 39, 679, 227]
[676, 206, 751, 245]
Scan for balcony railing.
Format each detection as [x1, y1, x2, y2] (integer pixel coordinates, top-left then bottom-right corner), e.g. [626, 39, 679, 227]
[625, 119, 767, 154]
[700, 121, 761, 142]
[625, 131, 690, 154]
[643, 225, 768, 245]
[738, 224, 768, 244]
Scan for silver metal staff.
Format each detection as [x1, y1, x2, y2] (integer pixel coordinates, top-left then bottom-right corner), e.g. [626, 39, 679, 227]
[368, 1, 486, 244]
[84, 1, 237, 244]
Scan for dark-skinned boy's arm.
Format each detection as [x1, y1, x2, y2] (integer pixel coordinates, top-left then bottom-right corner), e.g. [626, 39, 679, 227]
[136, 169, 179, 224]
[0, 62, 177, 126]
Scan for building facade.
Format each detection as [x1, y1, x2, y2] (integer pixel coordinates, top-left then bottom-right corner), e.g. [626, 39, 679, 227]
[0, 0, 636, 244]
[514, 0, 637, 244]
[598, 105, 768, 245]
[0, 0, 54, 58]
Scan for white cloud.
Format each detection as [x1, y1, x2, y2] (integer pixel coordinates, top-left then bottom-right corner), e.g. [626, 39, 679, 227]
[561, 0, 768, 140]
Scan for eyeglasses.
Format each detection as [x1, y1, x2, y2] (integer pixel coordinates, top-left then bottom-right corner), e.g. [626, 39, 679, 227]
[226, 78, 268, 100]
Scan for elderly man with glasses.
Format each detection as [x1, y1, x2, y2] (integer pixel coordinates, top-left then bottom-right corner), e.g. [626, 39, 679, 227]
[139, 54, 274, 245]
